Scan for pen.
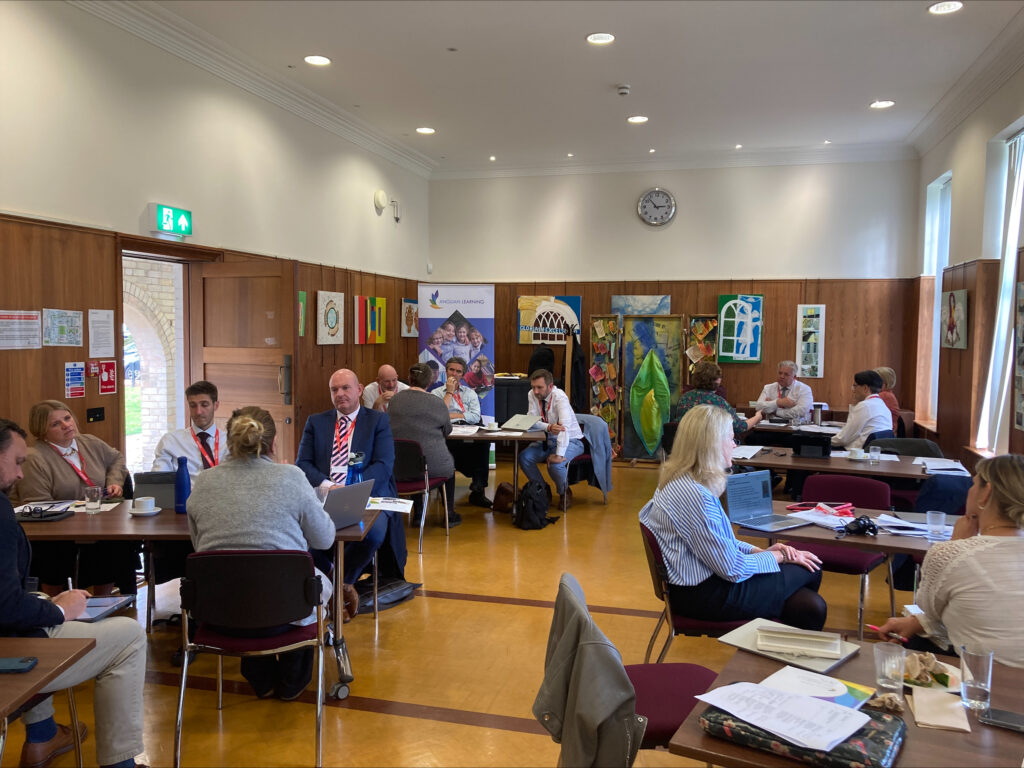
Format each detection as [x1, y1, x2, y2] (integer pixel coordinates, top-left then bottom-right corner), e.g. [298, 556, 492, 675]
[67, 577, 73, 592]
[865, 623, 908, 642]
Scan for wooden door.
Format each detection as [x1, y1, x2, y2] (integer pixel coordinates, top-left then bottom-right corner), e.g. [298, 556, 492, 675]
[189, 260, 297, 462]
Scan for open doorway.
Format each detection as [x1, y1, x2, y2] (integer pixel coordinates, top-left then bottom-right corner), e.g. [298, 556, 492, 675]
[122, 256, 186, 473]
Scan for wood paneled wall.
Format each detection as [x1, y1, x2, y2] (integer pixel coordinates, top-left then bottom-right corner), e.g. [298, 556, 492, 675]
[0, 215, 123, 448]
[1011, 248, 1024, 456]
[937, 259, 1001, 459]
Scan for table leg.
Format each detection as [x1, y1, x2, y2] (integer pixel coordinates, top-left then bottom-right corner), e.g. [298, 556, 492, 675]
[145, 545, 155, 634]
[512, 442, 520, 503]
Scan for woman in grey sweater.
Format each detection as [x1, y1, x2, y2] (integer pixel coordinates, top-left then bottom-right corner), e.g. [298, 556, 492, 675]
[388, 363, 459, 525]
[187, 405, 335, 700]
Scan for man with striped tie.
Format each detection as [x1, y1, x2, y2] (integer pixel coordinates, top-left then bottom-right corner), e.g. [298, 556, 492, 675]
[296, 369, 404, 588]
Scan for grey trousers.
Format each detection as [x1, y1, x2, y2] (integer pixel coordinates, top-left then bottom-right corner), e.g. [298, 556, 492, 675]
[23, 617, 146, 766]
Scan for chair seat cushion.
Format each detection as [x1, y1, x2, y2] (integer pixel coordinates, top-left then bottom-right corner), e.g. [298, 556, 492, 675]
[569, 453, 592, 464]
[625, 663, 717, 747]
[396, 477, 447, 494]
[194, 623, 317, 653]
[797, 543, 885, 574]
[671, 615, 748, 636]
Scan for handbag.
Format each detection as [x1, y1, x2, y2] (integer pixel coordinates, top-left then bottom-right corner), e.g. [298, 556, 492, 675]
[699, 705, 905, 768]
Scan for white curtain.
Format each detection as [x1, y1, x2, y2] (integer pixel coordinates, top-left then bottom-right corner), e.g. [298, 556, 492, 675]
[978, 135, 1024, 452]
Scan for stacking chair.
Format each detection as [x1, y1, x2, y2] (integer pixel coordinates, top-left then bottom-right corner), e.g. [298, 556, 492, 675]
[534, 573, 716, 766]
[639, 522, 747, 662]
[392, 438, 449, 554]
[862, 429, 895, 449]
[174, 551, 326, 768]
[796, 475, 895, 638]
[0, 691, 83, 768]
[870, 438, 943, 510]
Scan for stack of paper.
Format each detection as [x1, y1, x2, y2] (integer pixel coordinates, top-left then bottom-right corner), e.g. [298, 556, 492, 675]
[695, 682, 870, 751]
[876, 514, 953, 538]
[731, 445, 764, 460]
[912, 457, 971, 476]
[788, 505, 850, 530]
[366, 497, 415, 513]
[760, 666, 875, 710]
[449, 425, 481, 437]
[756, 626, 843, 659]
[798, 424, 842, 435]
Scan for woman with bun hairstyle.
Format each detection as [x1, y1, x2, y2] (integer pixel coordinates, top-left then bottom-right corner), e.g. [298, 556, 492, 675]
[187, 406, 339, 700]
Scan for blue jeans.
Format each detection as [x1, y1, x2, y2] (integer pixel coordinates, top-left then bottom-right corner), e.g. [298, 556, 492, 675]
[518, 437, 584, 495]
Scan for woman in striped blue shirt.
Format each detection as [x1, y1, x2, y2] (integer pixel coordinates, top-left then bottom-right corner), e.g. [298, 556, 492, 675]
[639, 405, 827, 630]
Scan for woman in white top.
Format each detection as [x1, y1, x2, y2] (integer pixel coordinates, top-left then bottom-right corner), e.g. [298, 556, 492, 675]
[876, 454, 1024, 667]
[831, 370, 893, 450]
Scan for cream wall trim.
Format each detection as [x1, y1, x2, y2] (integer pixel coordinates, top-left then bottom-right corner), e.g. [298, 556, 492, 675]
[908, 7, 1024, 155]
[432, 143, 917, 181]
[69, 0, 437, 179]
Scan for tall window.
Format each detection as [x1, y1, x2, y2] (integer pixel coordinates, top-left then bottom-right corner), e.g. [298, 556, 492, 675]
[978, 132, 1024, 452]
[922, 173, 952, 421]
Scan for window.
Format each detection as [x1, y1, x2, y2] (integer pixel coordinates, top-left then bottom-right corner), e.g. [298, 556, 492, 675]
[922, 173, 952, 420]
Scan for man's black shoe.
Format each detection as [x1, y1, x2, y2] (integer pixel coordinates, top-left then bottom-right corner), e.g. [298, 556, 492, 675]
[468, 491, 492, 509]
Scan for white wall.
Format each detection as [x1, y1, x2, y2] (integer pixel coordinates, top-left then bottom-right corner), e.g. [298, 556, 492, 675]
[918, 64, 1024, 267]
[429, 161, 920, 281]
[0, 2, 430, 279]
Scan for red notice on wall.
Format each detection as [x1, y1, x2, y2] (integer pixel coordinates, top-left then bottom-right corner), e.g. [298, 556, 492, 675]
[99, 361, 117, 395]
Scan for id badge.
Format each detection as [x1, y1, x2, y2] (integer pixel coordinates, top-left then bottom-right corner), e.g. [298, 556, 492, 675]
[330, 463, 346, 476]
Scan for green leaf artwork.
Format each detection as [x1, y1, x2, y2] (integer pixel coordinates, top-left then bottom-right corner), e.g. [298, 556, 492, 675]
[629, 350, 671, 455]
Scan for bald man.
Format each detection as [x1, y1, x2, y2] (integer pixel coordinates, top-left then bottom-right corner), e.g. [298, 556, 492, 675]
[361, 364, 409, 412]
[297, 369, 406, 586]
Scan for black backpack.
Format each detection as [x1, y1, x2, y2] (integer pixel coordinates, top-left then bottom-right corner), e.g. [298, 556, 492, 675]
[513, 480, 558, 530]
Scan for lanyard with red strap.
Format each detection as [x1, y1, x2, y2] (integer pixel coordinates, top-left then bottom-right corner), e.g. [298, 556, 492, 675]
[48, 442, 93, 487]
[189, 427, 220, 467]
[334, 411, 356, 454]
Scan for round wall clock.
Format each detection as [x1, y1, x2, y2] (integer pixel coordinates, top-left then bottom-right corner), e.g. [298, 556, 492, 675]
[637, 187, 676, 226]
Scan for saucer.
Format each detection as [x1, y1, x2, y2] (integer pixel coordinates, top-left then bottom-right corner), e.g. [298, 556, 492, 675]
[129, 507, 161, 517]
[847, 456, 868, 462]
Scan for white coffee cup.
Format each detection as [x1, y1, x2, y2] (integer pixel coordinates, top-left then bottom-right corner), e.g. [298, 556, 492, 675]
[133, 496, 156, 512]
[849, 448, 865, 460]
[484, 422, 499, 431]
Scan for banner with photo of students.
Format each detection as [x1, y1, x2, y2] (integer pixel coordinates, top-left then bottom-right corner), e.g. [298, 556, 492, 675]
[417, 284, 496, 420]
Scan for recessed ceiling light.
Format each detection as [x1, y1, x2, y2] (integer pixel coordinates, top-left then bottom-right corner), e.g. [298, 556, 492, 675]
[416, 126, 436, 135]
[489, 156, 496, 162]
[627, 115, 648, 124]
[928, 1, 963, 14]
[567, 153, 574, 158]
[734, 144, 743, 150]
[870, 100, 895, 109]
[303, 55, 331, 66]
[823, 139, 832, 145]
[649, 148, 656, 154]
[586, 32, 615, 45]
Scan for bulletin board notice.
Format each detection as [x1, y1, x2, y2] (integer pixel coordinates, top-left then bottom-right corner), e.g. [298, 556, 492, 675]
[0, 311, 42, 350]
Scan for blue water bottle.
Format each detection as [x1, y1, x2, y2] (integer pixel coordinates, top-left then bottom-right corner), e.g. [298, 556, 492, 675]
[174, 456, 191, 514]
[347, 452, 366, 486]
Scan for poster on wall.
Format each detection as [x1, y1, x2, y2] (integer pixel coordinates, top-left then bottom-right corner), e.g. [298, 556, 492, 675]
[354, 296, 386, 344]
[99, 361, 117, 395]
[796, 304, 825, 378]
[611, 295, 670, 318]
[685, 315, 718, 380]
[0, 311, 41, 350]
[316, 291, 344, 345]
[1015, 283, 1024, 431]
[717, 294, 763, 363]
[517, 295, 581, 345]
[621, 315, 683, 459]
[65, 362, 85, 399]
[418, 284, 496, 420]
[42, 309, 83, 347]
[940, 289, 968, 349]
[401, 299, 418, 338]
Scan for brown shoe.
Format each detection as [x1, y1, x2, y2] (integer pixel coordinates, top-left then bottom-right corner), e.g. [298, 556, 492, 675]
[20, 722, 87, 768]
[341, 583, 360, 623]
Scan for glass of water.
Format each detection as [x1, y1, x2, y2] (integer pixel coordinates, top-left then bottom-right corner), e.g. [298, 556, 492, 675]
[960, 645, 993, 710]
[873, 642, 906, 695]
[83, 485, 103, 514]
[926, 510, 946, 541]
[868, 446, 882, 464]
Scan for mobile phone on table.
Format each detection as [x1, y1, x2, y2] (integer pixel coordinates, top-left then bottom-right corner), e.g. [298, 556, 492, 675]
[979, 707, 1024, 733]
[0, 656, 38, 673]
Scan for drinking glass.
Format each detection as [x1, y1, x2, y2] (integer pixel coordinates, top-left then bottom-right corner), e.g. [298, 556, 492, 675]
[960, 645, 993, 710]
[868, 446, 882, 464]
[83, 485, 103, 513]
[926, 510, 946, 541]
[873, 642, 905, 695]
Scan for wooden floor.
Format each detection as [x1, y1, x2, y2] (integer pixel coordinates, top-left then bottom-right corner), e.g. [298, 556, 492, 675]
[2, 463, 907, 767]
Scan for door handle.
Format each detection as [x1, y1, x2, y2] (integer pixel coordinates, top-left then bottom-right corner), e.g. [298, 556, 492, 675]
[280, 354, 293, 405]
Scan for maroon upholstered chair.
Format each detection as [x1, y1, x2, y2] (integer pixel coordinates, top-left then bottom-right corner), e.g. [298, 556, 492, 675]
[796, 474, 894, 638]
[393, 438, 450, 553]
[175, 550, 325, 768]
[639, 523, 747, 663]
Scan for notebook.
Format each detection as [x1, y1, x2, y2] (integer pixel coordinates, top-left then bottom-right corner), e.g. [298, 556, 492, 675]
[500, 414, 540, 432]
[323, 480, 374, 529]
[724, 471, 809, 532]
[132, 471, 177, 510]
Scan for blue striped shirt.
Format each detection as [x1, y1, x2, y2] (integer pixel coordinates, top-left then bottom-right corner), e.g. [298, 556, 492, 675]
[639, 474, 779, 585]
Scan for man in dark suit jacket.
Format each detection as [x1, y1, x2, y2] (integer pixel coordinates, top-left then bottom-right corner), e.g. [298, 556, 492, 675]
[297, 369, 406, 585]
[0, 419, 147, 768]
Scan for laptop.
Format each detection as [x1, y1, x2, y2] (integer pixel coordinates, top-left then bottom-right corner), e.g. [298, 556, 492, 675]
[501, 414, 540, 432]
[78, 595, 136, 623]
[132, 471, 176, 509]
[323, 480, 374, 529]
[724, 470, 810, 532]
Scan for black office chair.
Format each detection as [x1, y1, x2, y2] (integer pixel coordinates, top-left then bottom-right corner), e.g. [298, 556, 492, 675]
[862, 429, 895, 449]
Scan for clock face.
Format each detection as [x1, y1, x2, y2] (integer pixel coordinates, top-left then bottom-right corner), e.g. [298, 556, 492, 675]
[637, 188, 676, 226]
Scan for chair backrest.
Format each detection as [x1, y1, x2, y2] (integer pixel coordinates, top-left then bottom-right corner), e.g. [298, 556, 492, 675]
[639, 522, 670, 603]
[802, 474, 891, 510]
[392, 438, 427, 482]
[870, 438, 943, 458]
[180, 550, 319, 628]
[661, 422, 679, 457]
[914, 474, 972, 516]
[863, 429, 895, 449]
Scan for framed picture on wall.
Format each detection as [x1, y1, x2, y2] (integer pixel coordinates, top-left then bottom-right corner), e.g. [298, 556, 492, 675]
[717, 294, 763, 363]
[316, 291, 344, 345]
[940, 289, 967, 350]
[796, 304, 825, 378]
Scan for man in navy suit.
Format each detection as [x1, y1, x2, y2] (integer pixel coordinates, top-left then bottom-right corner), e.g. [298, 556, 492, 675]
[297, 369, 406, 586]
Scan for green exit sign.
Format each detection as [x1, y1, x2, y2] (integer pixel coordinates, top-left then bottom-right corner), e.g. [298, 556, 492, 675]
[149, 203, 193, 236]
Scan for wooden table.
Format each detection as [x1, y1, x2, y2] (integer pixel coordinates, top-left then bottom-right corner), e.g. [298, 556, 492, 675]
[447, 428, 546, 499]
[669, 648, 1024, 767]
[734, 447, 930, 481]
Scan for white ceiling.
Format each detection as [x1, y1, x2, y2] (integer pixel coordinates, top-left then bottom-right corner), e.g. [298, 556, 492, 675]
[97, 0, 1024, 177]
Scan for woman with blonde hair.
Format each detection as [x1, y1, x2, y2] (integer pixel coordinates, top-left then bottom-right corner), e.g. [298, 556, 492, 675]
[187, 406, 339, 699]
[639, 405, 826, 629]
[874, 366, 900, 433]
[876, 454, 1024, 666]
